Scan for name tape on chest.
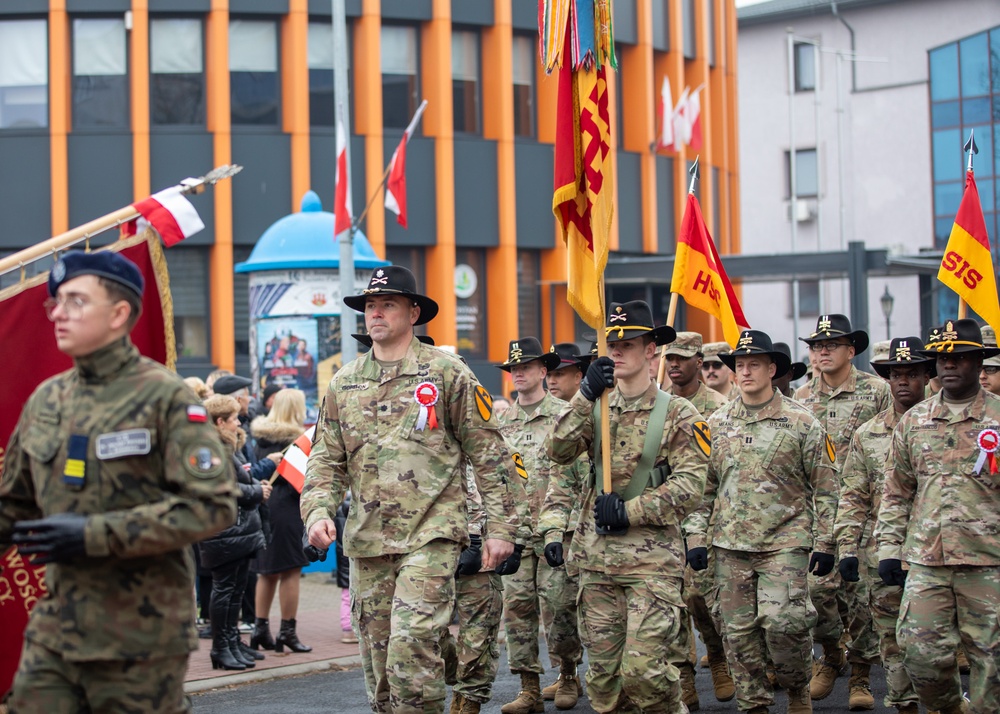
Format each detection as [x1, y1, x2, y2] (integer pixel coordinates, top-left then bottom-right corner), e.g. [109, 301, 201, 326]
[96, 429, 152, 460]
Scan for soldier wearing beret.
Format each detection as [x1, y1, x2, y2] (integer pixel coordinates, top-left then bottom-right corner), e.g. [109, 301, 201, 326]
[876, 319, 1000, 714]
[549, 301, 709, 713]
[301, 266, 520, 714]
[1, 250, 237, 712]
[794, 314, 888, 706]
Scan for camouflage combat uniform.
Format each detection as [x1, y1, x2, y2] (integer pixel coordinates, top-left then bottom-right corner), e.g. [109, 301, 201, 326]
[834, 409, 919, 710]
[549, 384, 708, 713]
[795, 367, 889, 663]
[0, 337, 237, 713]
[686, 389, 838, 712]
[301, 336, 520, 714]
[876, 389, 1000, 713]
[497, 392, 573, 677]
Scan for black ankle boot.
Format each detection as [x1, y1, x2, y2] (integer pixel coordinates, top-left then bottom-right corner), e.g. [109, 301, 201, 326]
[275, 618, 312, 653]
[210, 627, 246, 671]
[251, 617, 275, 651]
[239, 640, 265, 661]
[228, 628, 256, 668]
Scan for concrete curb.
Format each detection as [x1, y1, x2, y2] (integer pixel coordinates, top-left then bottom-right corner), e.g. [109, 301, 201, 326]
[185, 654, 364, 694]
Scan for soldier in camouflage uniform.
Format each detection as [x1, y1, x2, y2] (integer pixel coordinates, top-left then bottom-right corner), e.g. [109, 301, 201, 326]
[702, 342, 738, 400]
[835, 337, 934, 713]
[1, 251, 237, 713]
[662, 331, 733, 707]
[977, 325, 1000, 395]
[493, 337, 566, 714]
[876, 319, 1000, 714]
[686, 329, 838, 714]
[794, 314, 889, 706]
[549, 301, 708, 714]
[302, 266, 520, 714]
[772, 342, 808, 398]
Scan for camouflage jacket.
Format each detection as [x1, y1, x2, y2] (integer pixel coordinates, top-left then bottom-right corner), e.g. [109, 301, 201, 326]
[538, 449, 588, 544]
[548, 383, 708, 579]
[876, 389, 1000, 566]
[301, 337, 520, 558]
[498, 392, 569, 554]
[0, 337, 236, 661]
[666, 381, 728, 419]
[685, 389, 838, 554]
[834, 408, 899, 565]
[794, 366, 892, 467]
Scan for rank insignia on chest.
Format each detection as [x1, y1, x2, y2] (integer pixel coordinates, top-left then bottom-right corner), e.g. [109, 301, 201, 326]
[63, 434, 88, 487]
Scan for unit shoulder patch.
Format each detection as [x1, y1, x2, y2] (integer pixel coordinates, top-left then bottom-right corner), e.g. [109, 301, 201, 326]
[474, 385, 494, 422]
[692, 421, 711, 458]
[825, 434, 837, 464]
[512, 452, 528, 479]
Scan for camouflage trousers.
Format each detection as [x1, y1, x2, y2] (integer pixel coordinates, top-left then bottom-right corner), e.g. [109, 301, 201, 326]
[537, 533, 583, 669]
[9, 638, 191, 713]
[715, 547, 816, 711]
[897, 564, 1000, 714]
[683, 545, 725, 656]
[577, 569, 687, 714]
[866, 565, 918, 709]
[440, 571, 504, 704]
[809, 567, 879, 663]
[502, 548, 547, 674]
[353, 539, 461, 714]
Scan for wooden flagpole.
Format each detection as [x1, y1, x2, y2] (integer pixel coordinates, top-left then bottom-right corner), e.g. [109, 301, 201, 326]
[597, 280, 613, 494]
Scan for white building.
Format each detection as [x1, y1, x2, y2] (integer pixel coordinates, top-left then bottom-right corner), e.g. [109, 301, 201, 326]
[737, 0, 1000, 358]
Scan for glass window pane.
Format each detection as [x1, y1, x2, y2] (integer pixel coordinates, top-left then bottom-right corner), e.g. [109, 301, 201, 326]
[151, 18, 204, 125]
[963, 97, 991, 125]
[165, 247, 209, 359]
[74, 18, 126, 76]
[934, 181, 963, 217]
[229, 20, 277, 72]
[977, 178, 994, 213]
[969, 124, 993, 177]
[993, 28, 1000, 94]
[308, 21, 334, 70]
[935, 216, 954, 247]
[512, 35, 534, 86]
[788, 148, 817, 197]
[0, 19, 48, 129]
[707, 0, 715, 67]
[682, 0, 696, 60]
[381, 25, 416, 76]
[959, 33, 989, 97]
[795, 43, 815, 92]
[517, 250, 541, 341]
[933, 129, 963, 183]
[931, 100, 960, 129]
[929, 45, 959, 101]
[151, 19, 202, 74]
[451, 30, 478, 81]
[455, 250, 486, 360]
[230, 20, 278, 125]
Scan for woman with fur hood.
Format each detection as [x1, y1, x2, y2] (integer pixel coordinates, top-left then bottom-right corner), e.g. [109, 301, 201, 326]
[199, 394, 272, 671]
[248, 388, 313, 653]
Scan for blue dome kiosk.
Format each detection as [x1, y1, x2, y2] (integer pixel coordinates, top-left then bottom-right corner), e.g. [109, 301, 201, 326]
[236, 191, 389, 423]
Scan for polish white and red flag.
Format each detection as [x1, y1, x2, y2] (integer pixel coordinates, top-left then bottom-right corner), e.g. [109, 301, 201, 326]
[275, 427, 315, 493]
[687, 85, 703, 152]
[123, 185, 204, 247]
[385, 99, 428, 229]
[334, 116, 353, 236]
[655, 76, 675, 152]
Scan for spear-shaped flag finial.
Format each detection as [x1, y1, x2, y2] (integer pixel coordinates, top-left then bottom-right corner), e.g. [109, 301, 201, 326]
[965, 129, 979, 173]
[688, 156, 700, 195]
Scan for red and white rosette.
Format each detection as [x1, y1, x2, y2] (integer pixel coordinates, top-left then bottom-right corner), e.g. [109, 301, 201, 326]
[414, 381, 439, 431]
[974, 428, 1000, 475]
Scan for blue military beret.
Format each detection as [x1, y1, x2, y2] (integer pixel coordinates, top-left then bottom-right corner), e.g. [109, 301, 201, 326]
[48, 251, 144, 298]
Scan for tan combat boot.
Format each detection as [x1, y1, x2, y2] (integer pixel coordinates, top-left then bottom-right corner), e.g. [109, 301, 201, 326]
[809, 640, 846, 700]
[540, 677, 560, 701]
[848, 663, 875, 710]
[787, 686, 813, 713]
[680, 664, 700, 711]
[459, 697, 482, 714]
[449, 693, 465, 714]
[707, 650, 735, 702]
[553, 663, 580, 711]
[501, 672, 544, 714]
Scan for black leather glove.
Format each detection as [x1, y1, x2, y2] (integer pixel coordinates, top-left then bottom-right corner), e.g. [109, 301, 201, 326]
[456, 534, 483, 577]
[686, 546, 708, 571]
[838, 556, 860, 583]
[809, 551, 835, 577]
[494, 543, 525, 576]
[594, 492, 630, 531]
[12, 513, 88, 565]
[544, 541, 564, 568]
[301, 530, 328, 563]
[878, 558, 907, 587]
[580, 356, 615, 402]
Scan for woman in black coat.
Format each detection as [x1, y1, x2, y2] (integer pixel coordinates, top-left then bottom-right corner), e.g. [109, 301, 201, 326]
[199, 395, 271, 671]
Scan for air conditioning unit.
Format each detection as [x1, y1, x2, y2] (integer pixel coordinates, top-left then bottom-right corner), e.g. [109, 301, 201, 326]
[787, 198, 816, 223]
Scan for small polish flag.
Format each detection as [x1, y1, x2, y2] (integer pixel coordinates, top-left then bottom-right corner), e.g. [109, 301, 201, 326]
[655, 76, 674, 151]
[125, 186, 205, 247]
[186, 405, 208, 423]
[688, 86, 703, 152]
[276, 427, 314, 493]
[385, 100, 428, 229]
[672, 86, 691, 152]
[334, 118, 353, 236]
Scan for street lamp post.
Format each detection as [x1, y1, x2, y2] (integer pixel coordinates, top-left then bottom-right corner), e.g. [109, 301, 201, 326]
[880, 285, 894, 340]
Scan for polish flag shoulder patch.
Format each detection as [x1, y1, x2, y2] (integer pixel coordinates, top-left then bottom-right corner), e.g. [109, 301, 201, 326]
[187, 405, 208, 423]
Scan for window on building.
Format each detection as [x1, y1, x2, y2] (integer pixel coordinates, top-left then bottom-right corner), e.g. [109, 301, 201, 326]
[512, 34, 534, 138]
[150, 18, 204, 126]
[384, 246, 425, 293]
[308, 21, 334, 127]
[682, 0, 696, 60]
[0, 19, 47, 129]
[73, 17, 128, 128]
[229, 19, 279, 126]
[233, 246, 252, 370]
[452, 29, 480, 134]
[382, 24, 418, 130]
[788, 280, 820, 318]
[517, 250, 541, 341]
[164, 247, 210, 359]
[794, 42, 815, 92]
[455, 249, 487, 359]
[785, 148, 818, 198]
[707, 0, 716, 67]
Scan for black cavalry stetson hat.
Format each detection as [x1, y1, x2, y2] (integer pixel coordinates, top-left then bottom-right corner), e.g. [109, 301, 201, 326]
[720, 330, 792, 379]
[920, 318, 1000, 359]
[497, 337, 561, 372]
[343, 265, 439, 326]
[605, 301, 676, 346]
[800, 313, 870, 355]
[575, 341, 599, 365]
[549, 342, 586, 370]
[871, 337, 937, 379]
[773, 342, 808, 381]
